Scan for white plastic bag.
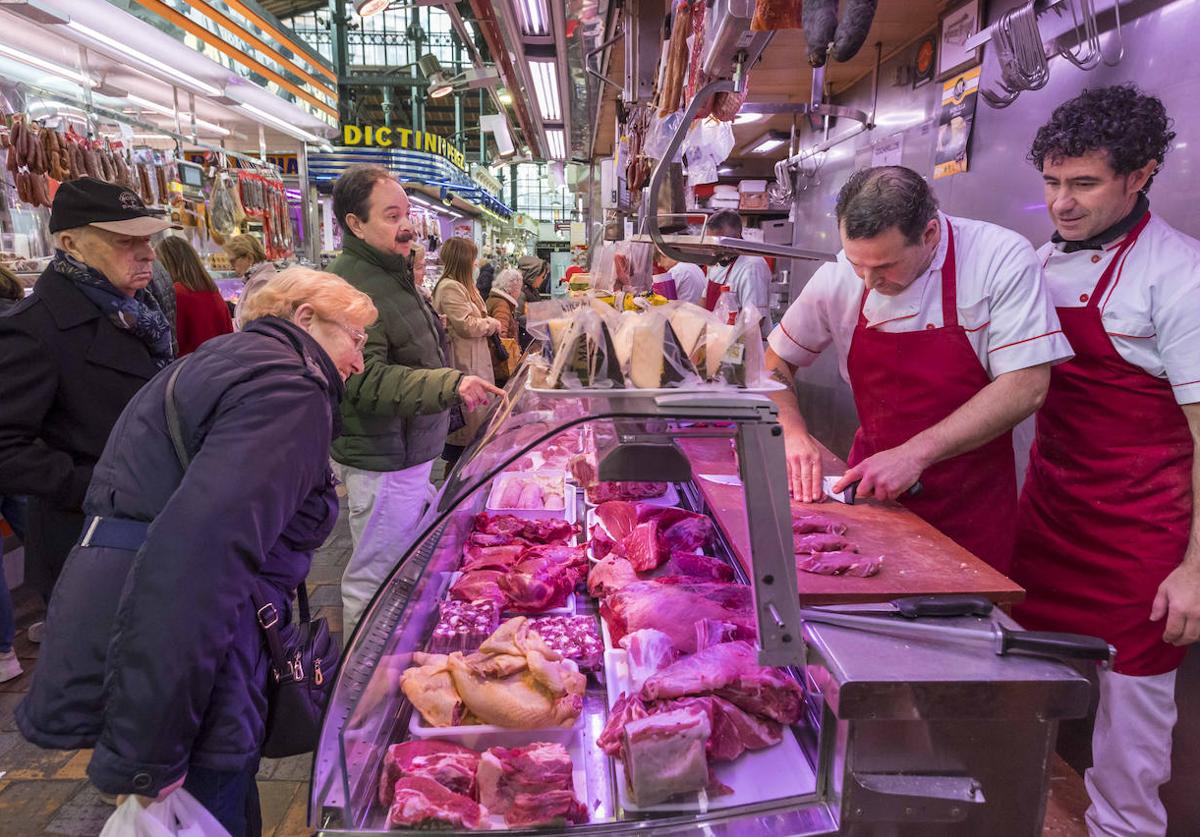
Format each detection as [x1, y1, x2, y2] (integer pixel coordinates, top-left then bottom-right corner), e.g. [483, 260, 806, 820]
[100, 790, 231, 837]
[682, 118, 736, 188]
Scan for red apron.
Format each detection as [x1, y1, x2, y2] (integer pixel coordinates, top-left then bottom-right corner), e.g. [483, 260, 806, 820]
[703, 260, 733, 311]
[1012, 213, 1192, 676]
[846, 221, 1018, 573]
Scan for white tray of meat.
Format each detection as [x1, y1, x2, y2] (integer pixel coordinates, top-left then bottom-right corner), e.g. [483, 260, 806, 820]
[601, 647, 814, 813]
[487, 470, 571, 520]
[584, 481, 678, 508]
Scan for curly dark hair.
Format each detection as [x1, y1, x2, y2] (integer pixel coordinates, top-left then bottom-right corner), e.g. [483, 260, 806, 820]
[1028, 85, 1175, 191]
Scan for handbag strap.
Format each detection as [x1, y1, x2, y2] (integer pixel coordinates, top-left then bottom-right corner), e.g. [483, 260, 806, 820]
[164, 359, 191, 468]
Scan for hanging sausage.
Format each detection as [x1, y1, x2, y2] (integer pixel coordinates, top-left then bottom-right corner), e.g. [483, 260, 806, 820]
[802, 0, 839, 67]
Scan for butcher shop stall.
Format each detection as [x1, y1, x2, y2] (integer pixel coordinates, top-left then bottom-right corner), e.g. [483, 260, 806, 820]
[310, 299, 1105, 835]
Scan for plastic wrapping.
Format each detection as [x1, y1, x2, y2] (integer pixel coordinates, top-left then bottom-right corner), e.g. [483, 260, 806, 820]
[682, 118, 735, 188]
[589, 240, 654, 293]
[528, 302, 624, 391]
[665, 301, 770, 388]
[643, 109, 686, 162]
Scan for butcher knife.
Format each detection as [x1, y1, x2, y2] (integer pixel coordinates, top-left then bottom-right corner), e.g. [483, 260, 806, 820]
[822, 475, 924, 505]
[798, 607, 1115, 666]
[810, 594, 995, 620]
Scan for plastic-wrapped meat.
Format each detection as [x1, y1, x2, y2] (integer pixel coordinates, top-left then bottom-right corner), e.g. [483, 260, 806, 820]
[461, 544, 526, 573]
[477, 742, 588, 826]
[528, 616, 603, 671]
[449, 571, 506, 607]
[588, 555, 638, 598]
[792, 510, 849, 536]
[387, 776, 486, 830]
[601, 580, 756, 652]
[428, 600, 500, 654]
[624, 707, 712, 805]
[586, 481, 668, 504]
[620, 628, 679, 692]
[797, 551, 883, 577]
[660, 551, 734, 582]
[378, 740, 480, 807]
[622, 519, 662, 572]
[793, 532, 852, 553]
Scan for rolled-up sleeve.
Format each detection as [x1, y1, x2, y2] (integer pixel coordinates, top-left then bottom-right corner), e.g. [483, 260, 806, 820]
[767, 263, 836, 368]
[983, 236, 1074, 376]
[1156, 254, 1200, 405]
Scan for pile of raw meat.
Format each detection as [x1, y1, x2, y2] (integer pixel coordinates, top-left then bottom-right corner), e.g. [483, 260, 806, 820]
[589, 501, 720, 572]
[792, 507, 883, 578]
[492, 473, 566, 511]
[585, 481, 668, 505]
[379, 739, 588, 829]
[450, 513, 588, 613]
[402, 617, 586, 730]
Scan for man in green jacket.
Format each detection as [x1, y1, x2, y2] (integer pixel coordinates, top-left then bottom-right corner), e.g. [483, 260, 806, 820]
[327, 164, 502, 631]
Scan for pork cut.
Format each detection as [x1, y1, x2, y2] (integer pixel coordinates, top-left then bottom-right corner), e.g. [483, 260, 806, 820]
[620, 628, 679, 692]
[476, 742, 587, 826]
[587, 555, 638, 598]
[595, 500, 639, 541]
[472, 512, 575, 544]
[694, 618, 739, 650]
[460, 544, 526, 572]
[664, 695, 783, 762]
[528, 615, 603, 671]
[586, 481, 668, 504]
[622, 519, 663, 572]
[601, 580, 757, 652]
[791, 510, 849, 536]
[660, 551, 734, 582]
[598, 691, 650, 756]
[449, 571, 506, 608]
[623, 707, 712, 806]
[378, 740, 480, 807]
[386, 776, 486, 829]
[793, 532, 852, 553]
[797, 551, 883, 577]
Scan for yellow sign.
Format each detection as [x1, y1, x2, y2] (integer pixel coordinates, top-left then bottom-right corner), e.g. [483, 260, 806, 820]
[341, 125, 466, 170]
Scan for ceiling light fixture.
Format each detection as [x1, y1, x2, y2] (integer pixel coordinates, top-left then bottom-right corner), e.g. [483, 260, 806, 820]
[734, 112, 766, 125]
[0, 43, 94, 88]
[545, 128, 565, 160]
[514, 0, 549, 36]
[125, 94, 230, 136]
[747, 130, 788, 155]
[236, 102, 328, 145]
[529, 59, 560, 122]
[67, 21, 223, 96]
[354, 0, 389, 17]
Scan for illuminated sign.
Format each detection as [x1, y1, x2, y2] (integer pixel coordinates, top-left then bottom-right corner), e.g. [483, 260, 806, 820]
[341, 125, 466, 170]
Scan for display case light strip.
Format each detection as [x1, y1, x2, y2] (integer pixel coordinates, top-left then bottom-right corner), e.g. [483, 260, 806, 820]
[0, 43, 95, 88]
[529, 59, 560, 122]
[126, 94, 230, 136]
[515, 0, 549, 36]
[67, 21, 223, 96]
[236, 102, 327, 145]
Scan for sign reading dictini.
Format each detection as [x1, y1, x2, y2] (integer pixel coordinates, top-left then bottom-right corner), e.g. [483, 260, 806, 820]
[340, 125, 467, 171]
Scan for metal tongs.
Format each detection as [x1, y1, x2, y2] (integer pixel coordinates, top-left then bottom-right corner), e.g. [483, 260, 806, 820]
[802, 595, 1115, 667]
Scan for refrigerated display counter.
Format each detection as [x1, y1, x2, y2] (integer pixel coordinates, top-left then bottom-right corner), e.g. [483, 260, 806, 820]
[311, 365, 1094, 836]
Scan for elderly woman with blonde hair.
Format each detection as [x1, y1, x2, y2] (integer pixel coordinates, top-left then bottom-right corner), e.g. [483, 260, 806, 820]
[486, 267, 524, 385]
[16, 267, 375, 836]
[224, 233, 276, 326]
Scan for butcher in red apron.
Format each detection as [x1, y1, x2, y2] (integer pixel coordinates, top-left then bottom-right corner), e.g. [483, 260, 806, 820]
[1013, 86, 1200, 837]
[764, 166, 1072, 573]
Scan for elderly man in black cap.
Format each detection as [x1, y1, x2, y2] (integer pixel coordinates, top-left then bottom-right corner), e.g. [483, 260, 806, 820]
[0, 178, 176, 635]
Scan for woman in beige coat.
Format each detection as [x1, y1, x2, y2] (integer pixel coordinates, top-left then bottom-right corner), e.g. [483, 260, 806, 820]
[433, 237, 501, 460]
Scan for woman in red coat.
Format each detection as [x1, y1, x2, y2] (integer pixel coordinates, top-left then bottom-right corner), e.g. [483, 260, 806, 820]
[156, 237, 233, 355]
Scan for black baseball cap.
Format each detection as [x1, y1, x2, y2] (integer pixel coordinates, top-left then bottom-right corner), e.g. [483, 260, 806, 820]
[49, 177, 178, 236]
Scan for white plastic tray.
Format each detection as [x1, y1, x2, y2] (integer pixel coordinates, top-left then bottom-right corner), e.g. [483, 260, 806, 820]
[584, 482, 679, 509]
[407, 703, 581, 751]
[446, 572, 576, 617]
[486, 470, 572, 521]
[603, 648, 814, 813]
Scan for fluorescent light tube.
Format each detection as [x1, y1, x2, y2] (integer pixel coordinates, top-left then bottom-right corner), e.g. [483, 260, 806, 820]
[529, 59, 560, 122]
[747, 131, 787, 154]
[0, 43, 94, 87]
[516, 0, 549, 35]
[126, 94, 230, 136]
[237, 102, 328, 145]
[734, 112, 765, 124]
[545, 128, 565, 160]
[68, 21, 223, 96]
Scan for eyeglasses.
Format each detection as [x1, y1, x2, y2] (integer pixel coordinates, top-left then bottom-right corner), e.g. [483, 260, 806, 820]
[319, 316, 368, 351]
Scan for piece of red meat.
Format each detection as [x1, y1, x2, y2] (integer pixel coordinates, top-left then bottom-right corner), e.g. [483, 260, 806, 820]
[589, 522, 616, 560]
[378, 741, 480, 808]
[460, 544, 526, 572]
[506, 790, 589, 827]
[660, 516, 714, 553]
[597, 691, 650, 757]
[587, 555, 638, 598]
[600, 580, 756, 652]
[521, 518, 577, 544]
[472, 513, 574, 545]
[694, 619, 739, 650]
[620, 628, 679, 692]
[793, 532, 852, 553]
[595, 500, 639, 542]
[521, 543, 588, 572]
[449, 571, 506, 607]
[717, 670, 805, 725]
[792, 510, 849, 536]
[797, 551, 883, 577]
[477, 742, 587, 826]
[499, 568, 570, 613]
[586, 481, 668, 504]
[664, 695, 783, 762]
[661, 551, 733, 582]
[387, 776, 485, 829]
[621, 519, 663, 572]
[473, 512, 527, 537]
[467, 530, 529, 548]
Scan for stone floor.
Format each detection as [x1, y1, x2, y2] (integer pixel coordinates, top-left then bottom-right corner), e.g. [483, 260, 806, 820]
[0, 508, 353, 836]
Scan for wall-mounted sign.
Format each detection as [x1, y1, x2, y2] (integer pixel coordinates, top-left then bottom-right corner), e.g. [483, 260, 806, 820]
[341, 125, 466, 170]
[934, 66, 981, 179]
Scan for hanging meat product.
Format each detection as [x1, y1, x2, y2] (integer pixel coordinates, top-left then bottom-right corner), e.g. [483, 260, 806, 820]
[751, 0, 803, 30]
[658, 1, 693, 117]
[832, 0, 878, 62]
[803, 0, 839, 67]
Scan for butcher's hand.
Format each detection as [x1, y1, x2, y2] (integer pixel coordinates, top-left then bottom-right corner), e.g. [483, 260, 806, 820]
[832, 444, 927, 501]
[118, 772, 186, 808]
[457, 375, 505, 411]
[1151, 560, 1200, 646]
[784, 427, 824, 503]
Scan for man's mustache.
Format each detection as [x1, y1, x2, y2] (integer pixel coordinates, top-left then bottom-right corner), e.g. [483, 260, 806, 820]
[396, 231, 415, 243]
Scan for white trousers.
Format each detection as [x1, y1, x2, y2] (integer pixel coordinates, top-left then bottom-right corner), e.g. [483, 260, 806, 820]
[335, 460, 435, 634]
[1085, 668, 1178, 837]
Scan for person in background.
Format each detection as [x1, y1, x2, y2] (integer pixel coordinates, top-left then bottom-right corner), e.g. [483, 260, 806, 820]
[487, 267, 524, 386]
[0, 178, 175, 644]
[562, 248, 587, 286]
[1011, 86, 1200, 837]
[326, 165, 503, 631]
[653, 248, 706, 305]
[475, 250, 496, 297]
[518, 254, 549, 307]
[147, 257, 178, 355]
[0, 263, 25, 312]
[411, 240, 429, 298]
[765, 166, 1071, 574]
[225, 234, 276, 327]
[434, 237, 502, 464]
[156, 236, 234, 355]
[0, 265, 28, 679]
[702, 209, 772, 333]
[17, 267, 376, 837]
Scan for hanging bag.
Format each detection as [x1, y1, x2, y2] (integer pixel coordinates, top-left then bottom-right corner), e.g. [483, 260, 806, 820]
[163, 361, 339, 758]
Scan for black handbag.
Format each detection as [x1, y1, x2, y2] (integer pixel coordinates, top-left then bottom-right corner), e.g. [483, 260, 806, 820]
[164, 359, 339, 759]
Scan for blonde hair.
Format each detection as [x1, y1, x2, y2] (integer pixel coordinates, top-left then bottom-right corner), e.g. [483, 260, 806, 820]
[224, 234, 268, 265]
[411, 242, 427, 279]
[240, 266, 377, 328]
[438, 236, 478, 287]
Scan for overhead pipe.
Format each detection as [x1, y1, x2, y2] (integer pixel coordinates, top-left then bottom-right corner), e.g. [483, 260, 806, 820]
[783, 39, 880, 171]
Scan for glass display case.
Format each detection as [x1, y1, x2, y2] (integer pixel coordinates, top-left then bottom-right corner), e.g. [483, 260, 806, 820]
[310, 365, 1094, 836]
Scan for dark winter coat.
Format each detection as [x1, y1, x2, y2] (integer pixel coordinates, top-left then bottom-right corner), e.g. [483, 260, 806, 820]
[475, 261, 496, 297]
[15, 317, 342, 797]
[0, 266, 160, 598]
[328, 235, 463, 471]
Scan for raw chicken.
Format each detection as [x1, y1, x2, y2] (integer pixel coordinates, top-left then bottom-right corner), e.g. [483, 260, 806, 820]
[601, 580, 757, 652]
[399, 652, 462, 728]
[797, 551, 883, 577]
[620, 628, 679, 692]
[660, 551, 734, 582]
[623, 707, 712, 806]
[387, 776, 486, 829]
[517, 481, 544, 509]
[499, 479, 525, 508]
[793, 532, 852, 553]
[477, 742, 587, 826]
[587, 555, 638, 598]
[378, 740, 480, 807]
[791, 510, 849, 536]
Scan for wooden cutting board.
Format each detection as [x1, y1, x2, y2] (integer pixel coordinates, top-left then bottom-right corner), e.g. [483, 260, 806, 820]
[679, 438, 1024, 606]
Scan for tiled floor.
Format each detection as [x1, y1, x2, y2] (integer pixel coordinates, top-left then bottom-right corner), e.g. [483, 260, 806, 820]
[0, 510, 353, 836]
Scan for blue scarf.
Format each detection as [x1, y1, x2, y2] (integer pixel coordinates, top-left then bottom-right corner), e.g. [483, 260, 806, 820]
[53, 249, 173, 368]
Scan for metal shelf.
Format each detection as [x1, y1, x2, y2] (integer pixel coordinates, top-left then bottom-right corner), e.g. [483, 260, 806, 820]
[631, 232, 834, 264]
